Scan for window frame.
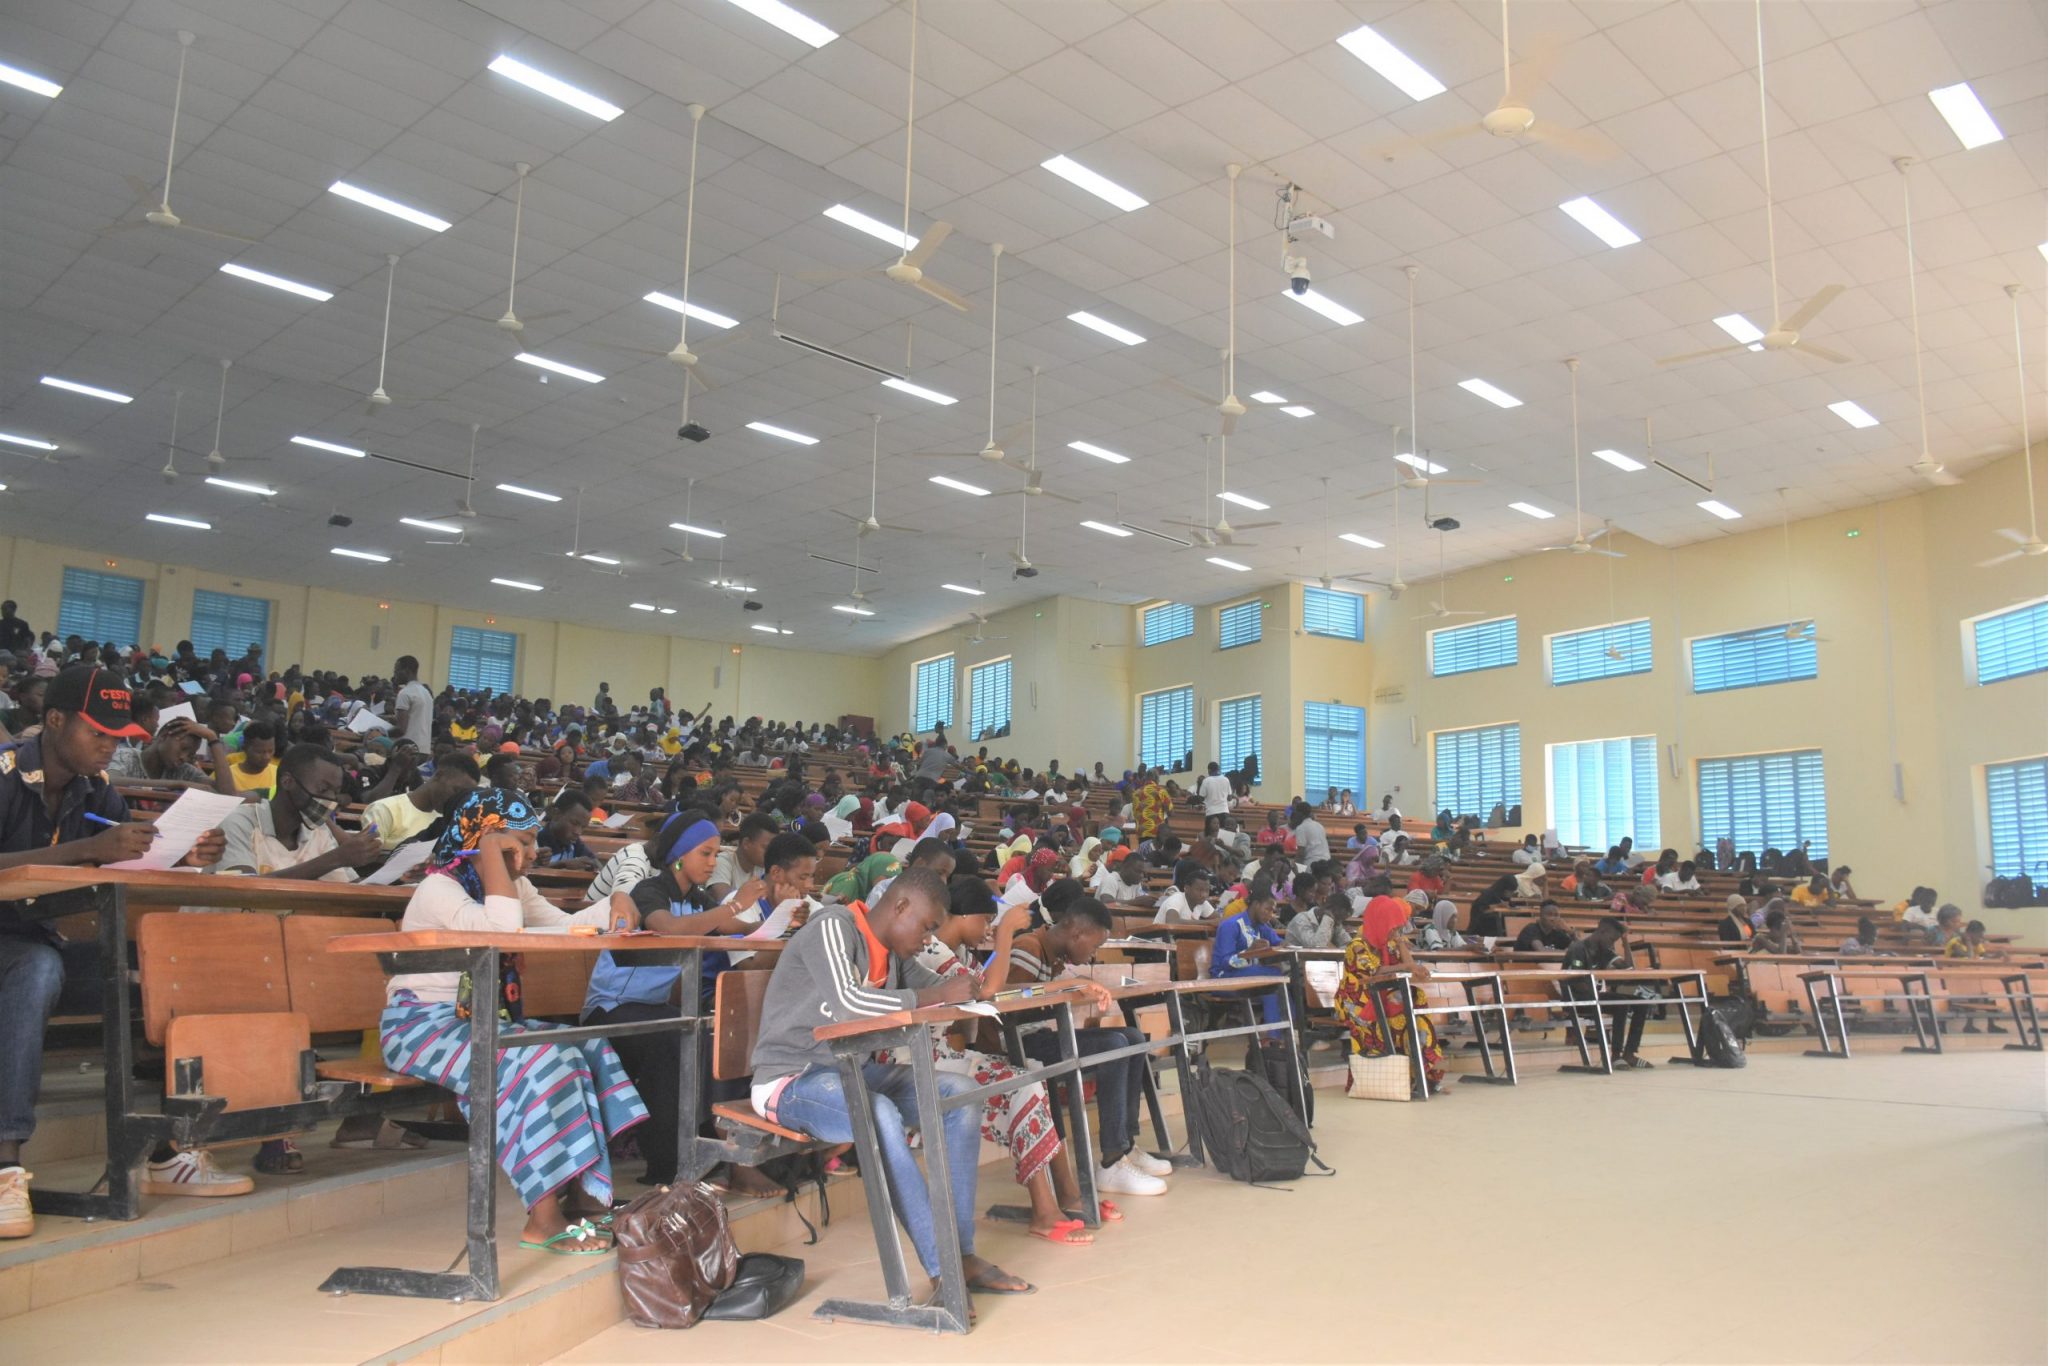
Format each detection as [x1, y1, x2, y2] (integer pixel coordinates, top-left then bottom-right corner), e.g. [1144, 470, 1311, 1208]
[1217, 598, 1262, 650]
[190, 588, 272, 662]
[967, 655, 1012, 742]
[1429, 615, 1519, 678]
[56, 566, 145, 648]
[912, 653, 956, 733]
[1687, 622, 1819, 694]
[1142, 602, 1194, 647]
[1546, 618, 1652, 685]
[1302, 700, 1366, 798]
[1546, 734, 1661, 852]
[1301, 585, 1366, 641]
[447, 625, 517, 693]
[1431, 720, 1523, 820]
[1986, 754, 2047, 880]
[1137, 684, 1194, 773]
[1696, 747, 1829, 861]
[1964, 597, 2048, 686]
[1216, 693, 1262, 787]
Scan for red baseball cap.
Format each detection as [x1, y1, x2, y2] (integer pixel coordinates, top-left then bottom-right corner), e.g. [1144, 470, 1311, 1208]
[44, 665, 150, 739]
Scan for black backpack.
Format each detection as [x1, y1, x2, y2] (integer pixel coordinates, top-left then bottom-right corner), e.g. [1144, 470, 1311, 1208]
[1191, 1059, 1332, 1186]
[1696, 1004, 1748, 1068]
[1250, 1036, 1314, 1127]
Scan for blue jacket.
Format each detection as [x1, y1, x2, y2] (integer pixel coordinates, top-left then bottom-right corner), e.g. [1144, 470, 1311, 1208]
[1210, 911, 1283, 978]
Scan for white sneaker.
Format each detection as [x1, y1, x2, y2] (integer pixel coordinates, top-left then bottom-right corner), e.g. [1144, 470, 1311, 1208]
[1096, 1154, 1166, 1196]
[1127, 1148, 1173, 1178]
[0, 1167, 32, 1238]
[142, 1149, 254, 1198]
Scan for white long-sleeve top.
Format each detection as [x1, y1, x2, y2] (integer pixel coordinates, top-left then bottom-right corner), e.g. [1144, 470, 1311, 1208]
[386, 873, 610, 1006]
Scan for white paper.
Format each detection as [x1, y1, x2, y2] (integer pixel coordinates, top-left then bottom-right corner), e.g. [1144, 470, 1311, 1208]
[600, 811, 633, 829]
[346, 710, 393, 735]
[820, 813, 853, 841]
[361, 840, 434, 886]
[958, 1001, 1002, 1019]
[106, 788, 249, 870]
[745, 896, 807, 942]
[178, 680, 206, 696]
[999, 879, 1037, 909]
[155, 701, 197, 729]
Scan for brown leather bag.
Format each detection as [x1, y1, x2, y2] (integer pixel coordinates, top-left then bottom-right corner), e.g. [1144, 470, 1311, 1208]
[613, 1183, 739, 1329]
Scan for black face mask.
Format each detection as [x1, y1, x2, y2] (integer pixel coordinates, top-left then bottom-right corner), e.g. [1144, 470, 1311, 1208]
[287, 774, 338, 831]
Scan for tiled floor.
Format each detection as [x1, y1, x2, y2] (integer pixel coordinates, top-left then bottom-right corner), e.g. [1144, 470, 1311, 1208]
[552, 1046, 2048, 1365]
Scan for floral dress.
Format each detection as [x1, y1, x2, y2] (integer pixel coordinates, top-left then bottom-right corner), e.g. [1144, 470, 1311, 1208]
[914, 940, 1063, 1186]
[1333, 936, 1446, 1087]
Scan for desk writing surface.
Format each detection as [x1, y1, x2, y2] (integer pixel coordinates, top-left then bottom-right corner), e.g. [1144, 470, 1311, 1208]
[325, 930, 790, 955]
[0, 864, 413, 914]
[810, 974, 1285, 1042]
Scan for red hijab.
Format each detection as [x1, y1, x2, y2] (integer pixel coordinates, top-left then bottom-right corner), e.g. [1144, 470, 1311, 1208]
[1360, 894, 1411, 957]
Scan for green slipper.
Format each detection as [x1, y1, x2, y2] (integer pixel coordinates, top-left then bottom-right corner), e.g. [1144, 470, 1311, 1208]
[518, 1220, 610, 1255]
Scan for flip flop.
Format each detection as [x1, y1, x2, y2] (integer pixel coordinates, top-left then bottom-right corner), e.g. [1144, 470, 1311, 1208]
[1028, 1218, 1094, 1245]
[966, 1265, 1036, 1296]
[1065, 1200, 1124, 1223]
[518, 1220, 611, 1255]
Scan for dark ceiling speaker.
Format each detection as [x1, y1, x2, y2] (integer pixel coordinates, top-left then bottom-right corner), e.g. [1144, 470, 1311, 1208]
[677, 422, 709, 443]
[742, 599, 762, 612]
[327, 513, 353, 528]
[1429, 515, 1460, 532]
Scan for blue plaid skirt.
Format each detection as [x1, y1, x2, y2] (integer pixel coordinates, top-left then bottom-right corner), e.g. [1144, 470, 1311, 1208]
[380, 991, 647, 1210]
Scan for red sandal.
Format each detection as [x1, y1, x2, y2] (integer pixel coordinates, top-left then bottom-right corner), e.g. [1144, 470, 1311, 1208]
[1028, 1218, 1094, 1245]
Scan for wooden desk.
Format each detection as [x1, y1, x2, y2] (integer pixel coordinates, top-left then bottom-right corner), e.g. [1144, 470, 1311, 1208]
[1792, 963, 2044, 1058]
[315, 929, 784, 1304]
[806, 976, 1297, 1336]
[1424, 966, 1712, 1076]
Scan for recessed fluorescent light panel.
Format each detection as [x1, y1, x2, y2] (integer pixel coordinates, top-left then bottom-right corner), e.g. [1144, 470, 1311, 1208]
[745, 421, 818, 445]
[486, 55, 622, 121]
[491, 577, 544, 591]
[1508, 502, 1555, 519]
[1558, 195, 1640, 248]
[1218, 491, 1269, 511]
[929, 475, 990, 497]
[669, 521, 726, 539]
[1697, 500, 1741, 521]
[331, 547, 390, 562]
[40, 376, 132, 403]
[146, 513, 210, 530]
[0, 432, 58, 451]
[718, 0, 837, 48]
[1081, 520, 1133, 538]
[940, 583, 985, 596]
[881, 377, 957, 405]
[579, 554, 620, 566]
[1287, 288, 1364, 326]
[204, 476, 275, 496]
[1828, 400, 1879, 429]
[1458, 378, 1522, 409]
[1591, 448, 1646, 472]
[1068, 440, 1130, 465]
[1926, 82, 2003, 150]
[1067, 311, 1145, 346]
[631, 602, 657, 611]
[1040, 155, 1146, 212]
[291, 435, 365, 457]
[0, 61, 63, 98]
[1206, 556, 1251, 572]
[1394, 453, 1449, 475]
[1280, 405, 1315, 418]
[1249, 391, 1287, 404]
[219, 262, 332, 301]
[514, 352, 603, 383]
[1336, 24, 1446, 101]
[659, 607, 677, 615]
[327, 181, 450, 232]
[752, 623, 794, 634]
[1714, 314, 1767, 351]
[823, 203, 915, 251]
[832, 604, 875, 616]
[495, 482, 561, 502]
[401, 517, 464, 534]
[642, 291, 737, 328]
[1340, 533, 1385, 549]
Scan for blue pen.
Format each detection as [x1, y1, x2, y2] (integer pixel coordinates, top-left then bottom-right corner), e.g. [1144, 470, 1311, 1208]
[81, 812, 120, 828]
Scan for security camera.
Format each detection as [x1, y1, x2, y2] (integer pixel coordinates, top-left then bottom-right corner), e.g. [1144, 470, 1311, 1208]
[1285, 254, 1311, 296]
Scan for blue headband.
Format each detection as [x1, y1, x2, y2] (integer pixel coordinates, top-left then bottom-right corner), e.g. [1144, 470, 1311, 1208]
[668, 818, 721, 863]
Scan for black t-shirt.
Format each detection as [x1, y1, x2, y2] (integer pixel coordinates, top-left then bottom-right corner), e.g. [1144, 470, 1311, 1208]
[1468, 873, 1518, 934]
[1514, 921, 1573, 952]
[0, 617, 32, 654]
[0, 739, 129, 940]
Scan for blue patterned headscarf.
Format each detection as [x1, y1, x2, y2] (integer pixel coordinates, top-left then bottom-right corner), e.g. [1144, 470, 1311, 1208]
[430, 787, 544, 900]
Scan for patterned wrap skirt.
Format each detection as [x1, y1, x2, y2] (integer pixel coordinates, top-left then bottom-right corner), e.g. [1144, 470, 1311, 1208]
[380, 990, 648, 1209]
[931, 1037, 1063, 1187]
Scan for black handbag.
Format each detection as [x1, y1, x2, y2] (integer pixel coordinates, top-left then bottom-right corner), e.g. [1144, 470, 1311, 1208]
[703, 1252, 806, 1321]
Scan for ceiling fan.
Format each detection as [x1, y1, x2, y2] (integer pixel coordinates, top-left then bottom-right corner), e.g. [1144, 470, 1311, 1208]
[101, 32, 260, 246]
[158, 390, 183, 483]
[1362, 272, 1478, 504]
[1657, 0, 1847, 367]
[1313, 476, 1386, 593]
[1981, 282, 2045, 567]
[1171, 431, 1276, 546]
[912, 245, 1030, 465]
[1367, 0, 1613, 162]
[1158, 165, 1250, 436]
[1598, 527, 1635, 659]
[438, 163, 566, 333]
[833, 415, 918, 537]
[960, 612, 1009, 646]
[988, 367, 1079, 506]
[663, 477, 715, 564]
[425, 526, 478, 551]
[563, 488, 625, 576]
[362, 253, 399, 414]
[1538, 358, 1625, 558]
[449, 424, 515, 522]
[1895, 158, 1963, 489]
[1413, 535, 1487, 620]
[174, 358, 269, 472]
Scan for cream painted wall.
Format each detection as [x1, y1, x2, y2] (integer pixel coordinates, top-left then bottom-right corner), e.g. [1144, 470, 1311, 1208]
[1363, 451, 2046, 930]
[0, 534, 882, 723]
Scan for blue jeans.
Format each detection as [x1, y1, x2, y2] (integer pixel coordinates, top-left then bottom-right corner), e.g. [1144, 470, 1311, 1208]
[0, 937, 65, 1145]
[1021, 1025, 1147, 1165]
[775, 1062, 979, 1278]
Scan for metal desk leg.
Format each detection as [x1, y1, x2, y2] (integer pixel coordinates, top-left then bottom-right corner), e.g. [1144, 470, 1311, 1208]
[1457, 976, 1514, 1085]
[1162, 992, 1206, 1166]
[1560, 989, 1597, 1072]
[906, 1040, 970, 1333]
[1664, 975, 1707, 1065]
[813, 1047, 956, 1333]
[1277, 981, 1310, 1121]
[2001, 975, 2043, 1051]
[1366, 976, 1422, 1101]
[1901, 974, 1940, 1054]
[1803, 972, 1841, 1058]
[675, 947, 714, 1183]
[1560, 980, 1614, 1075]
[322, 946, 499, 1301]
[1053, 1003, 1102, 1228]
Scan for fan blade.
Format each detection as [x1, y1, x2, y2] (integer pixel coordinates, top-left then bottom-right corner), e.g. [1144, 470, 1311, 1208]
[1796, 342, 1852, 365]
[991, 488, 1080, 505]
[1995, 528, 2031, 545]
[906, 450, 988, 459]
[1418, 477, 1481, 486]
[1585, 525, 1612, 542]
[1978, 550, 2025, 568]
[179, 219, 262, 245]
[900, 220, 954, 271]
[1779, 283, 1845, 334]
[1656, 342, 1746, 367]
[1359, 121, 1482, 164]
[912, 276, 972, 313]
[1527, 119, 1618, 162]
[1218, 408, 1240, 437]
[1225, 520, 1282, 531]
[1590, 547, 1627, 559]
[1503, 30, 1566, 108]
[1153, 377, 1218, 409]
